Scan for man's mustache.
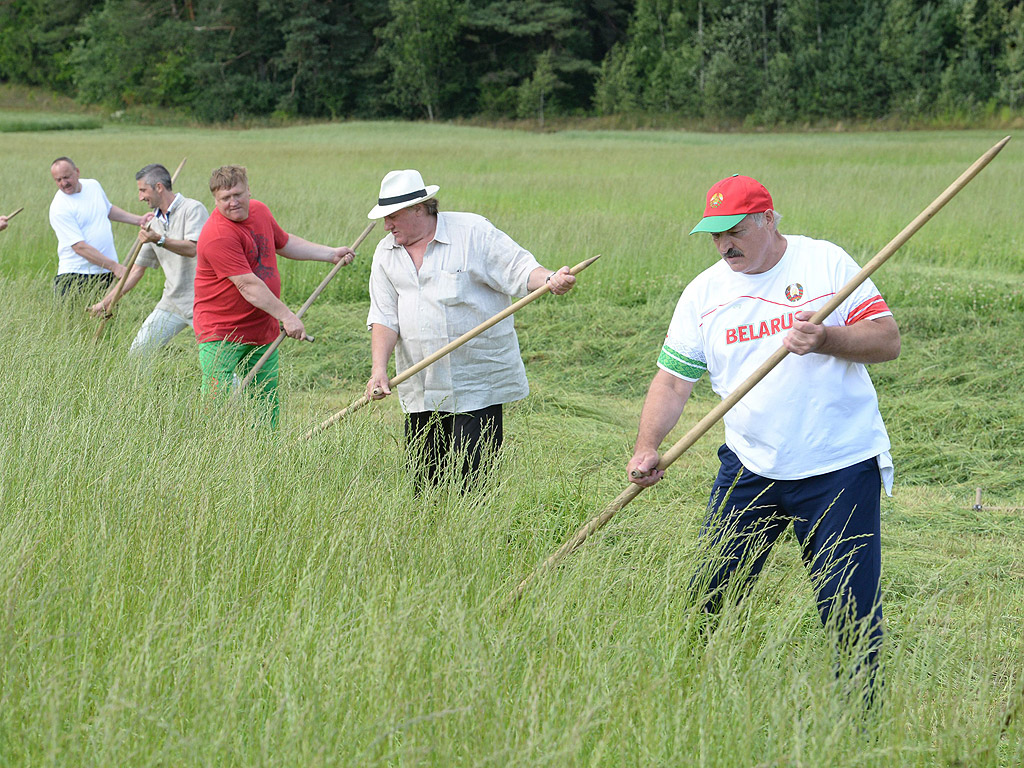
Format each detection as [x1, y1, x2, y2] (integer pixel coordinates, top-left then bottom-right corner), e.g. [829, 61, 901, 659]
[724, 248, 743, 259]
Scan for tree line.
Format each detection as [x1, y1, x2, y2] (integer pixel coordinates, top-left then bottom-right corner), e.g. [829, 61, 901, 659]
[1, 0, 1021, 125]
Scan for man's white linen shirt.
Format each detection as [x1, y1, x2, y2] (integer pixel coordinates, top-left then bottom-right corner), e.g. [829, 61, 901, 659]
[49, 178, 117, 275]
[367, 211, 542, 413]
[136, 193, 209, 322]
[657, 234, 895, 492]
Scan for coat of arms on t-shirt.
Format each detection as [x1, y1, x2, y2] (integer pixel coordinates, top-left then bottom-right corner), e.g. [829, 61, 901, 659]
[785, 283, 804, 302]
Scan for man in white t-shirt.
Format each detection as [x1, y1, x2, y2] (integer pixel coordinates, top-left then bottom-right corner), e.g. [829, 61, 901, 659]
[49, 157, 145, 297]
[89, 163, 209, 354]
[628, 175, 900, 701]
[364, 169, 577, 491]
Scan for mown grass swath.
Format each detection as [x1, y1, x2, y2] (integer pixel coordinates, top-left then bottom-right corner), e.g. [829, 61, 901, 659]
[0, 123, 1022, 766]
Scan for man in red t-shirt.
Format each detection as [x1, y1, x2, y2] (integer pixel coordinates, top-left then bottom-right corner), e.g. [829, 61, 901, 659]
[195, 165, 355, 428]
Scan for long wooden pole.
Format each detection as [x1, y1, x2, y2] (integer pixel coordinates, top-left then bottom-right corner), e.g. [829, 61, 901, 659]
[4, 207, 24, 220]
[233, 222, 376, 396]
[508, 136, 1011, 604]
[94, 157, 187, 341]
[301, 254, 602, 441]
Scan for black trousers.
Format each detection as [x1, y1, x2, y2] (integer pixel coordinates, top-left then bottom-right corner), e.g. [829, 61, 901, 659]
[53, 272, 115, 298]
[404, 404, 503, 492]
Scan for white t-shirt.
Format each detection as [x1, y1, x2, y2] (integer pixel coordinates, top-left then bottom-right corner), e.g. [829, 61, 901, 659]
[659, 234, 894, 490]
[49, 179, 117, 275]
[136, 194, 209, 322]
[367, 211, 541, 413]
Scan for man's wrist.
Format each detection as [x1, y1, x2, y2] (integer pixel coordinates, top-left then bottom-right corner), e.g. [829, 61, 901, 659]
[157, 235, 166, 247]
[814, 325, 829, 354]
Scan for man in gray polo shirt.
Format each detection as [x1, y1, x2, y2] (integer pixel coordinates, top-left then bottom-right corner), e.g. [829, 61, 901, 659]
[365, 169, 576, 491]
[91, 163, 209, 354]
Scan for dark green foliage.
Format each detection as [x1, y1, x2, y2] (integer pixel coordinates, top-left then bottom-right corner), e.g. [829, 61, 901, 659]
[0, 0, 103, 90]
[594, 0, 1024, 125]
[463, 0, 621, 117]
[377, 0, 468, 120]
[2, 0, 1024, 123]
[69, 0, 195, 109]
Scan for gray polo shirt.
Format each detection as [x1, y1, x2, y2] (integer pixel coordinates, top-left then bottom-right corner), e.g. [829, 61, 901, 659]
[136, 194, 209, 322]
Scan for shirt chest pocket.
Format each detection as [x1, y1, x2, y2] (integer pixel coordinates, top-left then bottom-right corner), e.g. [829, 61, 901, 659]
[436, 270, 469, 306]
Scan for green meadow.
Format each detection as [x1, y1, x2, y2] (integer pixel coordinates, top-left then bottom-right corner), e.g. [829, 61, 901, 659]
[1, 123, 1022, 766]
[0, 113, 102, 133]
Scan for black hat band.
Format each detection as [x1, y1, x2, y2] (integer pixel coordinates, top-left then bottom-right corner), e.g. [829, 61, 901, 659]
[378, 189, 427, 206]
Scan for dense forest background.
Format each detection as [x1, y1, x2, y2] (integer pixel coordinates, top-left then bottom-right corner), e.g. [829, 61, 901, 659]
[1, 0, 1022, 125]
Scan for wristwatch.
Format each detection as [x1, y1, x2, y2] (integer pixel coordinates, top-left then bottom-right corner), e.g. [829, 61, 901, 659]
[156, 235, 166, 247]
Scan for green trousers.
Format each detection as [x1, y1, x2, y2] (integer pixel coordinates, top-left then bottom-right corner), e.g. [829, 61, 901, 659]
[199, 340, 280, 429]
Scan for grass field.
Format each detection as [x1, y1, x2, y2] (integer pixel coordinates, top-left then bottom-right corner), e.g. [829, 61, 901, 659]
[0, 111, 103, 132]
[1, 123, 1022, 766]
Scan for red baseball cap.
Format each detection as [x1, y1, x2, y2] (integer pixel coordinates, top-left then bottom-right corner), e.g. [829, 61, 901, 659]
[689, 175, 774, 234]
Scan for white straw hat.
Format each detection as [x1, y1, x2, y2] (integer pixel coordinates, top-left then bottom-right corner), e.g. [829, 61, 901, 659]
[367, 169, 440, 219]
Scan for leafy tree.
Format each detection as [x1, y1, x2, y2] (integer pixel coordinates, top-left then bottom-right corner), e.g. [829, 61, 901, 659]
[273, 0, 387, 117]
[935, 0, 1011, 114]
[799, 2, 888, 119]
[70, 0, 195, 109]
[878, 0, 956, 117]
[377, 0, 467, 120]
[601, 0, 701, 114]
[641, 41, 702, 114]
[464, 0, 608, 116]
[0, 0, 103, 92]
[517, 48, 561, 125]
[699, 0, 769, 120]
[593, 42, 641, 114]
[998, 4, 1024, 108]
[274, 0, 344, 116]
[8, 0, 1024, 125]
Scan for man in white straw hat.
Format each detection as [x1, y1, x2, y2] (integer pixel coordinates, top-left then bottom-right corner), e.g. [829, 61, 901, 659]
[365, 169, 576, 491]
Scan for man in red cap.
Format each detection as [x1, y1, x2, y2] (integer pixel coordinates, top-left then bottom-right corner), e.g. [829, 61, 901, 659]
[628, 174, 900, 701]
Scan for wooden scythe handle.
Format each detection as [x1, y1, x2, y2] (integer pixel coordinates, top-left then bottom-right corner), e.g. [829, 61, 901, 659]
[508, 136, 1012, 604]
[300, 254, 602, 441]
[94, 157, 187, 341]
[233, 222, 376, 396]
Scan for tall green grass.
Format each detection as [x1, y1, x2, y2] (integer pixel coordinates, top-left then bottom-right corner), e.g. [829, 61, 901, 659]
[0, 110, 103, 132]
[1, 124, 1022, 765]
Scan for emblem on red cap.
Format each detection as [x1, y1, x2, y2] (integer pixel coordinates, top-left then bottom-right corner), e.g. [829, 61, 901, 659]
[710, 192, 724, 208]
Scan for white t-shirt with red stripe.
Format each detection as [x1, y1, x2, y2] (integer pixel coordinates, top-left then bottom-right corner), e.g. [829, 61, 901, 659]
[658, 234, 894, 489]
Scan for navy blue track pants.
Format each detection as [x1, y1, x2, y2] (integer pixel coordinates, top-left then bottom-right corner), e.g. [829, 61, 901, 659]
[697, 444, 884, 681]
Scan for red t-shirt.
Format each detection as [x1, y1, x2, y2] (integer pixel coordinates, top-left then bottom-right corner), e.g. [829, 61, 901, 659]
[194, 200, 289, 344]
